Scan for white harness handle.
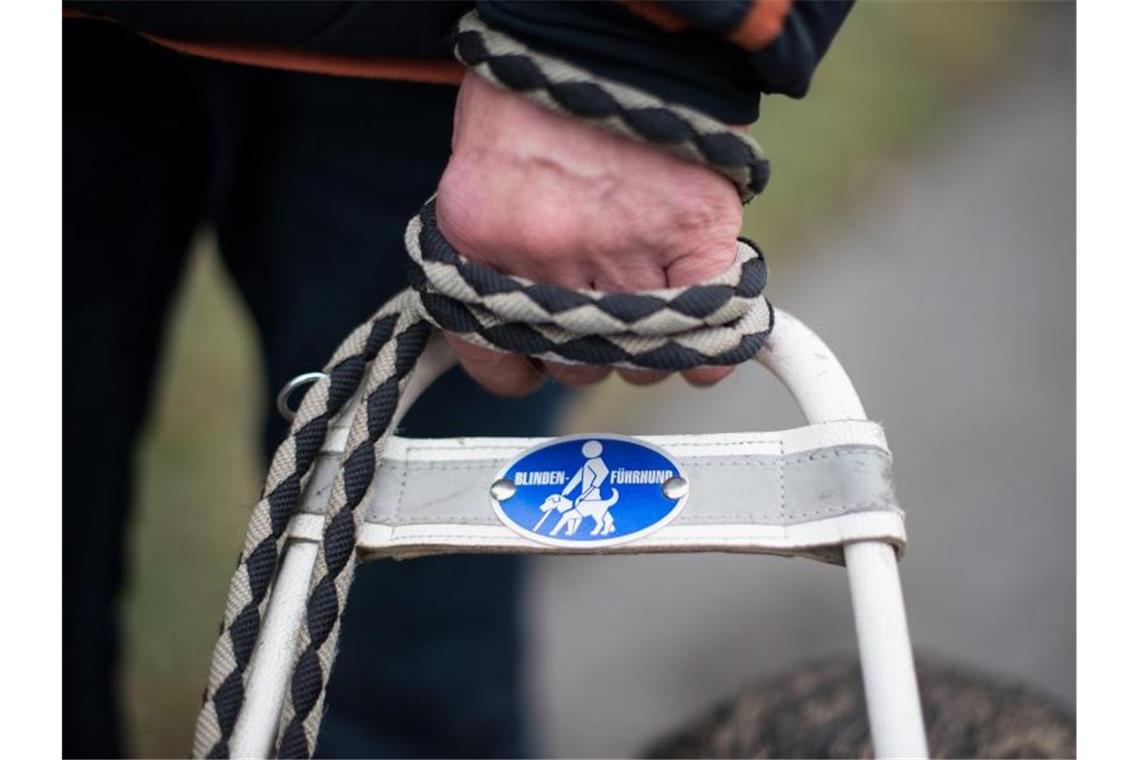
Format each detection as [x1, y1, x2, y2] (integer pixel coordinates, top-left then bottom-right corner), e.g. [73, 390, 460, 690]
[229, 309, 928, 758]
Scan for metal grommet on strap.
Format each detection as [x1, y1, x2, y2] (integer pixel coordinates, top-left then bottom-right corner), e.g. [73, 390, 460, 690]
[276, 372, 327, 421]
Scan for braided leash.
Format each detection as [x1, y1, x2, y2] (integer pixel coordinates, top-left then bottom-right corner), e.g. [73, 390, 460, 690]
[191, 308, 409, 758]
[410, 201, 771, 369]
[454, 12, 769, 202]
[194, 12, 774, 758]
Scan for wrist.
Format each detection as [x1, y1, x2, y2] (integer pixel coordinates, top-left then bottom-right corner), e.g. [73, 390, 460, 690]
[437, 72, 742, 290]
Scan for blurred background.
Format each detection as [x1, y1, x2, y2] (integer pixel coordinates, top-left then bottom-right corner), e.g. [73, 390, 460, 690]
[124, 2, 1074, 756]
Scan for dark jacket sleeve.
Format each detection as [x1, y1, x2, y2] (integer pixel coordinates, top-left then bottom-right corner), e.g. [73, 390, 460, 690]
[477, 1, 855, 124]
[65, 1, 852, 125]
[64, 0, 470, 59]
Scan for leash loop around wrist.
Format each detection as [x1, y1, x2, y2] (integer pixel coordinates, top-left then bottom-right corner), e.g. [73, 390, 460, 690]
[453, 11, 770, 202]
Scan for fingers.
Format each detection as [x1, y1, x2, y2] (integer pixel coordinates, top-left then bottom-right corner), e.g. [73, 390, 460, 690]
[617, 368, 668, 386]
[446, 334, 544, 398]
[620, 367, 734, 387]
[682, 366, 733, 387]
[542, 361, 611, 386]
[449, 334, 733, 395]
[545, 364, 733, 388]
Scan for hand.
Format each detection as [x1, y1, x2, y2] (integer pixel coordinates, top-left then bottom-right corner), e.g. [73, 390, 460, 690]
[435, 72, 744, 397]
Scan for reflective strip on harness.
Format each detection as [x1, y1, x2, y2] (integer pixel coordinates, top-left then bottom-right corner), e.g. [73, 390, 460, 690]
[286, 420, 904, 565]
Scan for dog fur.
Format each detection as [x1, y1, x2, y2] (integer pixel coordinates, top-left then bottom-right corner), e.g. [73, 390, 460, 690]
[644, 655, 1075, 759]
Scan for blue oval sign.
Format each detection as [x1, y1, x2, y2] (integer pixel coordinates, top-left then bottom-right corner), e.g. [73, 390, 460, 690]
[490, 434, 689, 548]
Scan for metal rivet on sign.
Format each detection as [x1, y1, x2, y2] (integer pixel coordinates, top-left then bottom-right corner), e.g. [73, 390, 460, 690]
[490, 478, 517, 502]
[662, 476, 689, 500]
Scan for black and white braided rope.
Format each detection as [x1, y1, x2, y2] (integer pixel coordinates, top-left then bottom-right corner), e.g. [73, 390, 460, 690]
[191, 308, 412, 758]
[454, 12, 770, 202]
[410, 199, 772, 370]
[193, 12, 774, 757]
[273, 304, 431, 757]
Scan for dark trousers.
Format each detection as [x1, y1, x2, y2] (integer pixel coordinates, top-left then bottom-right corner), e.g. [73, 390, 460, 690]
[63, 21, 562, 758]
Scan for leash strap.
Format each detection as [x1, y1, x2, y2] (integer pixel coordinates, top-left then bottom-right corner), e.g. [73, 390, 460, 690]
[410, 199, 773, 369]
[454, 12, 770, 202]
[192, 301, 421, 758]
[196, 12, 779, 756]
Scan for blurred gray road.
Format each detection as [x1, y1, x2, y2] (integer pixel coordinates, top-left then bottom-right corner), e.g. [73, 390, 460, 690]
[524, 24, 1074, 758]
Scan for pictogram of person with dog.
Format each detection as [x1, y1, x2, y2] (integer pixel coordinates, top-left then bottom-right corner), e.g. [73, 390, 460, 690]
[532, 440, 620, 537]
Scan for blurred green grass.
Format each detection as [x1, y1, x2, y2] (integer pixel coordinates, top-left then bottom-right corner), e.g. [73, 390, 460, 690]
[122, 3, 1048, 756]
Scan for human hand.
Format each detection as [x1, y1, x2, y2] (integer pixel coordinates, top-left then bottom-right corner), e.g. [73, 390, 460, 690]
[435, 72, 745, 397]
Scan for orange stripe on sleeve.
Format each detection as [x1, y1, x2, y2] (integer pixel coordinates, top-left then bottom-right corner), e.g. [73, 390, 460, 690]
[140, 35, 465, 85]
[63, 11, 464, 85]
[728, 0, 793, 52]
[620, 1, 690, 32]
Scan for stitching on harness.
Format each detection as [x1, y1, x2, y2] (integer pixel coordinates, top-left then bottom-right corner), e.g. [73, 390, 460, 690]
[380, 445, 890, 473]
[373, 500, 900, 527]
[778, 432, 786, 524]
